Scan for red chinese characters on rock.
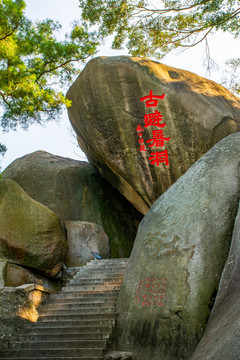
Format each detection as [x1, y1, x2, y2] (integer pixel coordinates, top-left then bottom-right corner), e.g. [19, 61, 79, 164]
[136, 124, 146, 152]
[144, 110, 166, 128]
[135, 277, 167, 307]
[137, 90, 170, 167]
[149, 149, 169, 166]
[140, 90, 165, 108]
[147, 130, 170, 147]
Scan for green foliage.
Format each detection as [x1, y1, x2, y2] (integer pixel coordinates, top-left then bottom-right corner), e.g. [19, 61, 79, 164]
[79, 0, 240, 92]
[79, 0, 240, 56]
[0, 0, 99, 132]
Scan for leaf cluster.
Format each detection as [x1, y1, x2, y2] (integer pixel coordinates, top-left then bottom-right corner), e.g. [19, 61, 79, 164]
[0, 0, 99, 132]
[79, 0, 240, 57]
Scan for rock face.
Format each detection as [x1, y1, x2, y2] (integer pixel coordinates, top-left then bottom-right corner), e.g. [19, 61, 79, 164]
[67, 56, 240, 214]
[0, 179, 68, 277]
[190, 198, 240, 360]
[65, 221, 110, 266]
[3, 263, 60, 290]
[115, 133, 240, 360]
[2, 151, 142, 258]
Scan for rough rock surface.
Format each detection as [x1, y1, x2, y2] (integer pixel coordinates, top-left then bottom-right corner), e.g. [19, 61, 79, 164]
[65, 221, 110, 266]
[0, 179, 68, 277]
[67, 56, 240, 214]
[3, 263, 60, 290]
[115, 133, 240, 360]
[2, 151, 142, 257]
[190, 199, 240, 360]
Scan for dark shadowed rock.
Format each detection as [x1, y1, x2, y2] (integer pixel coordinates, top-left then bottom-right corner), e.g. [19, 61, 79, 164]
[190, 198, 240, 360]
[2, 151, 142, 258]
[67, 56, 240, 214]
[65, 221, 110, 266]
[0, 179, 68, 277]
[115, 133, 240, 360]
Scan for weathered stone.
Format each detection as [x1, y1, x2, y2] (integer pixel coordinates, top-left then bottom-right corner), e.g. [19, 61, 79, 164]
[115, 133, 240, 360]
[65, 221, 110, 266]
[190, 199, 240, 360]
[67, 56, 240, 214]
[104, 351, 137, 360]
[2, 151, 142, 258]
[4, 263, 60, 290]
[0, 179, 68, 277]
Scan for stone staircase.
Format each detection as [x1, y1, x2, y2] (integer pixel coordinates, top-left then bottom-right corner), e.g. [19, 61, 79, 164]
[0, 258, 128, 360]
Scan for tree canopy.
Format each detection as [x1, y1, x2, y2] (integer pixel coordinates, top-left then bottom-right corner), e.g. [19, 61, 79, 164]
[79, 0, 240, 89]
[0, 0, 98, 160]
[79, 0, 240, 56]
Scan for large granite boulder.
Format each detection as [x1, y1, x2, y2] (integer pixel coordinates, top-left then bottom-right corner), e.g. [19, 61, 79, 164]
[2, 151, 142, 258]
[67, 56, 240, 214]
[0, 179, 68, 277]
[115, 133, 240, 360]
[65, 221, 110, 266]
[190, 198, 240, 360]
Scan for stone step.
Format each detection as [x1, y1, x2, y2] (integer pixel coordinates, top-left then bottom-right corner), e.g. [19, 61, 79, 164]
[88, 260, 128, 265]
[50, 290, 119, 299]
[68, 278, 123, 285]
[40, 307, 116, 316]
[62, 285, 121, 292]
[40, 301, 116, 311]
[70, 274, 124, 279]
[20, 332, 111, 341]
[1, 258, 129, 360]
[76, 265, 127, 270]
[24, 326, 113, 335]
[16, 339, 107, 349]
[75, 264, 127, 270]
[76, 262, 126, 267]
[34, 319, 115, 327]
[88, 258, 128, 262]
[0, 348, 103, 357]
[38, 313, 116, 322]
[45, 295, 117, 305]
[87, 263, 127, 267]
[71, 272, 124, 277]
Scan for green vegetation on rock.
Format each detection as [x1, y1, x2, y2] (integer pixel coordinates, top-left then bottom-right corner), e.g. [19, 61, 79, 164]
[0, 179, 68, 276]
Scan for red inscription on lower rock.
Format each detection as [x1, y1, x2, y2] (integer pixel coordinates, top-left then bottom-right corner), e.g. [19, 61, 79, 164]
[135, 277, 167, 307]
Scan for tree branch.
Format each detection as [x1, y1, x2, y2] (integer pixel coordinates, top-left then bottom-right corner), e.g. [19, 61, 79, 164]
[179, 26, 213, 48]
[35, 55, 91, 82]
[0, 91, 13, 109]
[129, 0, 205, 14]
[0, 25, 18, 41]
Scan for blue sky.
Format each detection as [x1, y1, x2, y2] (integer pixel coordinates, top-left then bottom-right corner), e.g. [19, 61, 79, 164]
[1, 0, 240, 170]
